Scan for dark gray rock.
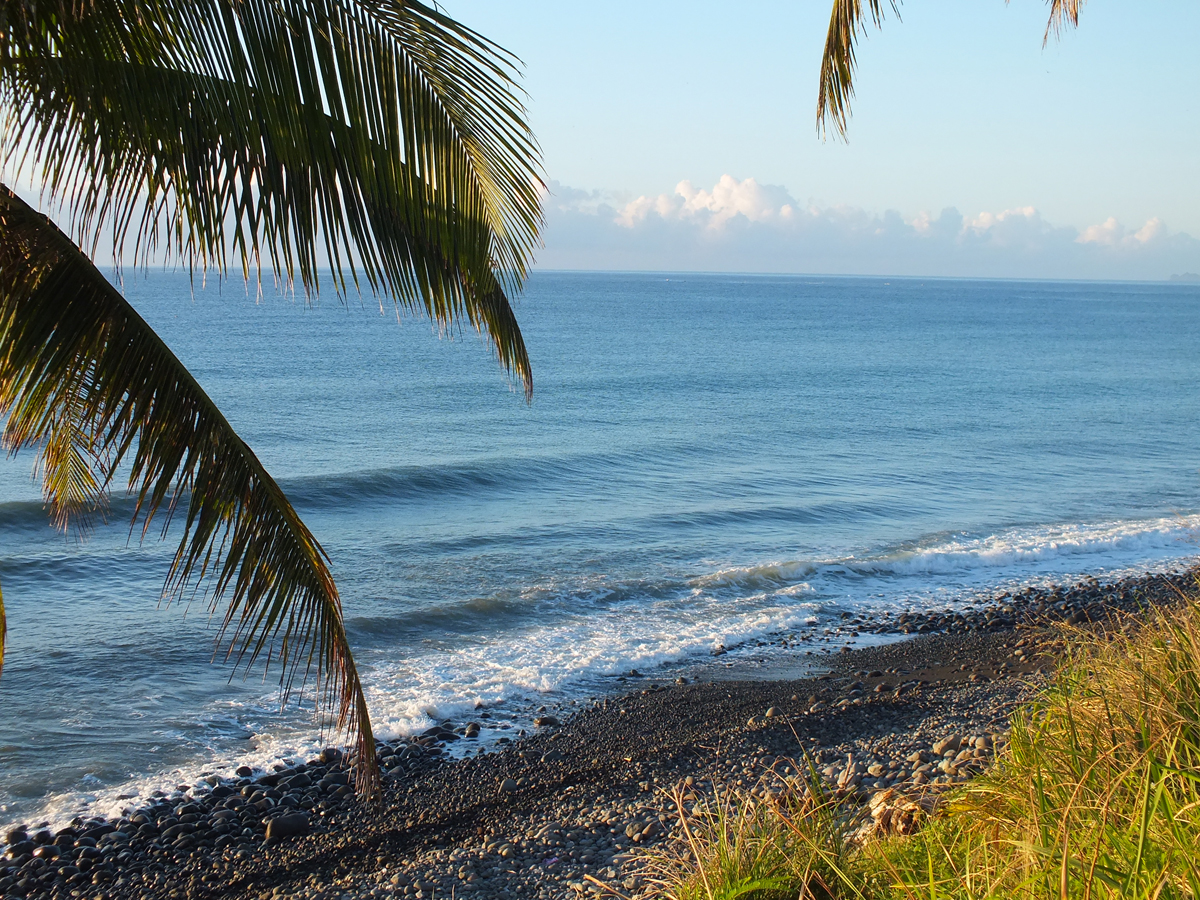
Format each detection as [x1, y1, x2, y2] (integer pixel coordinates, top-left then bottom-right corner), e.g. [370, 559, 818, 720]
[265, 813, 310, 842]
[318, 772, 349, 790]
[5, 841, 34, 860]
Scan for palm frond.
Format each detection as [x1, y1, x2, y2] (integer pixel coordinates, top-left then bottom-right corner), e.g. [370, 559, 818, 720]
[0, 184, 378, 795]
[1043, 0, 1086, 45]
[0, 0, 539, 396]
[816, 0, 901, 140]
[818, 0, 1087, 138]
[34, 357, 111, 533]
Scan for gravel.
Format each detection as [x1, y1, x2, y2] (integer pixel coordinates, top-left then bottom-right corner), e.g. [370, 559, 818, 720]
[1, 567, 1193, 900]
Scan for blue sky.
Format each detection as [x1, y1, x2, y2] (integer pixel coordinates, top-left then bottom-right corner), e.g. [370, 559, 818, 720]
[444, 1, 1200, 278]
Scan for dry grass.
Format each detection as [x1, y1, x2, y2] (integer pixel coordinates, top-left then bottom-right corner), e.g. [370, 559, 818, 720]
[638, 774, 876, 900]
[643, 593, 1200, 899]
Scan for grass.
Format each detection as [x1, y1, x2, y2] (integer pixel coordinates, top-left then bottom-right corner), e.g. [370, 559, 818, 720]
[642, 595, 1200, 900]
[637, 777, 874, 900]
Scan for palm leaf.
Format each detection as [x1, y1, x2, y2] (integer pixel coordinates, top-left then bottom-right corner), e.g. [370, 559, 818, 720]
[817, 0, 1086, 138]
[0, 184, 379, 795]
[1044, 0, 1086, 44]
[0, 0, 540, 396]
[816, 0, 901, 140]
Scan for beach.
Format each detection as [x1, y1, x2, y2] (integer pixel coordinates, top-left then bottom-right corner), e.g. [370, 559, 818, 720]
[1, 3, 1198, 895]
[6, 273, 1200, 834]
[4, 273, 1200, 898]
[3, 566, 1192, 900]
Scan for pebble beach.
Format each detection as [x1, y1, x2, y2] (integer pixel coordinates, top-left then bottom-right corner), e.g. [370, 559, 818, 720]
[2, 566, 1194, 900]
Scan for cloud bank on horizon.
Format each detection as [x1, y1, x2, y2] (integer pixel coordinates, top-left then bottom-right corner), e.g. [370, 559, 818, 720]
[537, 176, 1200, 281]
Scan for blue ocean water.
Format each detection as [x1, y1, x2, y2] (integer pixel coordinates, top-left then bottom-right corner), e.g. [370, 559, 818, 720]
[3, 271, 1200, 827]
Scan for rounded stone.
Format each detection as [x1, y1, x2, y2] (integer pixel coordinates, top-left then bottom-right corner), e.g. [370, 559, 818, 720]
[265, 813, 310, 842]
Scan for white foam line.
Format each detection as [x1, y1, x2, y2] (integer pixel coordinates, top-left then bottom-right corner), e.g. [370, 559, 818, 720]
[9, 513, 1199, 833]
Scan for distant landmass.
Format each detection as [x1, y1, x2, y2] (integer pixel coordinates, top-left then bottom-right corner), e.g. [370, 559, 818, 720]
[1169, 272, 1200, 282]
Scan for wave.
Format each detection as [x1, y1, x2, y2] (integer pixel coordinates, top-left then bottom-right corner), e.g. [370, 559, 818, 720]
[277, 444, 709, 510]
[348, 573, 707, 641]
[688, 516, 1200, 594]
[349, 515, 1200, 645]
[0, 441, 716, 532]
[852, 516, 1200, 580]
[690, 560, 816, 591]
[6, 511, 1200, 834]
[643, 500, 910, 531]
[354, 514, 1200, 737]
[0, 496, 151, 534]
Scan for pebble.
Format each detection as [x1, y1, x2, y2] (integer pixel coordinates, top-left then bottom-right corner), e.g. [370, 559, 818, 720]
[264, 813, 310, 842]
[0, 567, 1187, 900]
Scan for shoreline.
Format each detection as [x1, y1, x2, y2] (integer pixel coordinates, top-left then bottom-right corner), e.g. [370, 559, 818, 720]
[2, 566, 1197, 900]
[5, 551, 1196, 832]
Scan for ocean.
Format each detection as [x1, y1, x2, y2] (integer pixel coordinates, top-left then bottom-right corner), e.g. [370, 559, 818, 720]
[2, 271, 1200, 829]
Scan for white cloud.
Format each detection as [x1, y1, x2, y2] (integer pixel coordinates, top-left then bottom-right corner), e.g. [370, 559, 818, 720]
[615, 192, 683, 227]
[617, 175, 796, 228]
[963, 206, 1043, 236]
[537, 176, 1200, 281]
[1077, 216, 1168, 248]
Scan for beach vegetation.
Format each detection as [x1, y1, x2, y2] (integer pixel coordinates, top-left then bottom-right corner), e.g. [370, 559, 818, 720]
[646, 598, 1200, 899]
[0, 0, 541, 797]
[641, 778, 874, 900]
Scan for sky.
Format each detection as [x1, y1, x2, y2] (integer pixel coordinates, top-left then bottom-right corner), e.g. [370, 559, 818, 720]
[442, 0, 1200, 280]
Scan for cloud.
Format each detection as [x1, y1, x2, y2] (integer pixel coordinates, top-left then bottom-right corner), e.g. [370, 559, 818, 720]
[617, 175, 795, 228]
[536, 177, 1200, 281]
[1077, 216, 1167, 248]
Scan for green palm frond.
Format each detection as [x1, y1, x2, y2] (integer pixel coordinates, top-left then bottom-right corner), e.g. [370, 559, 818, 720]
[0, 185, 378, 795]
[0, 0, 540, 396]
[817, 0, 901, 140]
[817, 0, 1087, 138]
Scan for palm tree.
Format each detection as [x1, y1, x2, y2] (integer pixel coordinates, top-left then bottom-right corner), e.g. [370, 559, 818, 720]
[818, 0, 1085, 137]
[0, 0, 543, 798]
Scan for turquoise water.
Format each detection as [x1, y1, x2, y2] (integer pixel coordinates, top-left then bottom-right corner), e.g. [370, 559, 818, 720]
[3, 271, 1200, 826]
